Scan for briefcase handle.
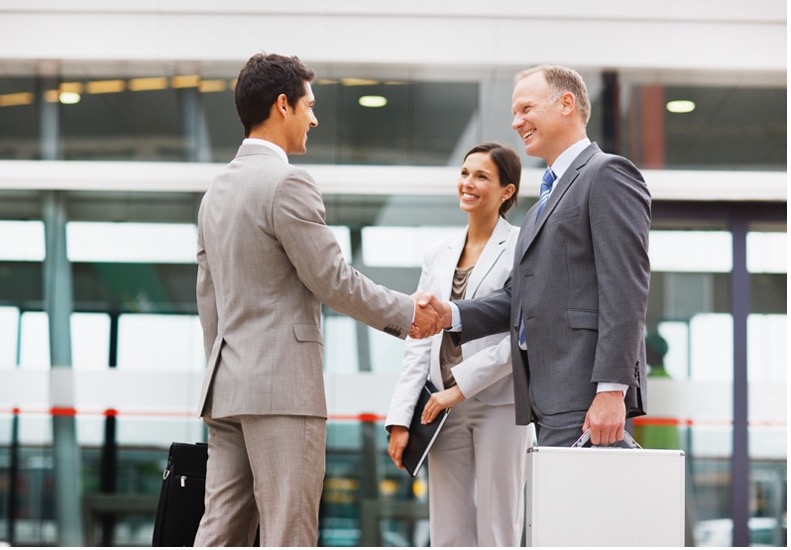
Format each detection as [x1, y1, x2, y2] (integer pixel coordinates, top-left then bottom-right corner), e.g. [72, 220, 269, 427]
[571, 429, 642, 449]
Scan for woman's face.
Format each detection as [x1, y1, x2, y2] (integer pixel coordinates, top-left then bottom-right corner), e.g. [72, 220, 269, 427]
[457, 152, 512, 218]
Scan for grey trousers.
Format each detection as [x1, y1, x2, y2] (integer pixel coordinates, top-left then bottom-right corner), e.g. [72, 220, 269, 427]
[194, 413, 326, 547]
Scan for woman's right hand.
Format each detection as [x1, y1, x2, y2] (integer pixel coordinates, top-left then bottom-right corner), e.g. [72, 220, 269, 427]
[387, 425, 410, 469]
[421, 385, 464, 424]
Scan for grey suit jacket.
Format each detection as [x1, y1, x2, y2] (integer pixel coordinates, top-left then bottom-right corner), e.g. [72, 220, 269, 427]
[386, 217, 518, 428]
[455, 143, 651, 425]
[196, 143, 414, 419]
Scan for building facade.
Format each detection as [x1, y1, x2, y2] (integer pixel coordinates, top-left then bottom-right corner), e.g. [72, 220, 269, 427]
[0, 1, 786, 546]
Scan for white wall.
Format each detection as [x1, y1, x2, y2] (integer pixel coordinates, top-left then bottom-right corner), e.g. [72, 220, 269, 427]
[0, 0, 785, 85]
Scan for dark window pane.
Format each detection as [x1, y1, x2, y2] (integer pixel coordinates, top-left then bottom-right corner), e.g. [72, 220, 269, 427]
[0, 76, 39, 159]
[297, 80, 478, 166]
[61, 77, 186, 161]
[624, 85, 786, 171]
[203, 87, 241, 162]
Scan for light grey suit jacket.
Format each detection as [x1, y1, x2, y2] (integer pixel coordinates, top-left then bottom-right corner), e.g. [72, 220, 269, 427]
[196, 143, 414, 419]
[386, 217, 518, 428]
[455, 143, 651, 425]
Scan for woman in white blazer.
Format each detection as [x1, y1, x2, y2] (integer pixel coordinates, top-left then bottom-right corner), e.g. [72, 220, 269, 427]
[386, 142, 529, 546]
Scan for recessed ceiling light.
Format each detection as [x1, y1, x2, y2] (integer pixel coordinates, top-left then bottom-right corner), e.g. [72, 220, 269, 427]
[128, 77, 169, 92]
[59, 92, 81, 104]
[86, 79, 126, 94]
[59, 82, 84, 94]
[341, 78, 378, 86]
[0, 92, 34, 107]
[359, 95, 387, 108]
[171, 75, 201, 88]
[198, 79, 227, 93]
[666, 100, 696, 114]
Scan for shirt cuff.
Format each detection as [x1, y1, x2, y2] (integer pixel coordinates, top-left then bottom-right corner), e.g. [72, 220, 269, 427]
[448, 302, 462, 331]
[597, 382, 628, 395]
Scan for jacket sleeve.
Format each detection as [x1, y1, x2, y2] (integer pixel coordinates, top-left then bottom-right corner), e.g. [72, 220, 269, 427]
[451, 335, 511, 399]
[588, 155, 651, 386]
[453, 279, 512, 345]
[273, 168, 414, 338]
[195, 202, 218, 361]
[384, 247, 437, 429]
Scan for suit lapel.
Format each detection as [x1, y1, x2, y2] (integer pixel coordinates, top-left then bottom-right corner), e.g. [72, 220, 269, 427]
[519, 143, 601, 259]
[467, 217, 511, 298]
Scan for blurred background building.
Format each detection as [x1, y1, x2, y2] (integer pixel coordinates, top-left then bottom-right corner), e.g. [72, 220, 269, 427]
[0, 1, 786, 546]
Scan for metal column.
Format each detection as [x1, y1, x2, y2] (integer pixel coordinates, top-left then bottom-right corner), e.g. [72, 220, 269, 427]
[350, 228, 372, 372]
[43, 191, 83, 546]
[729, 216, 750, 547]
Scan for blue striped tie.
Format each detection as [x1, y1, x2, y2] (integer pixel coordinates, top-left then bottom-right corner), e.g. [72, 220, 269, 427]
[518, 311, 527, 348]
[519, 169, 556, 349]
[535, 168, 556, 219]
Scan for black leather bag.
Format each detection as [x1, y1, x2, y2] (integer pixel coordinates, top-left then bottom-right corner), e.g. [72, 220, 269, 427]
[152, 442, 208, 546]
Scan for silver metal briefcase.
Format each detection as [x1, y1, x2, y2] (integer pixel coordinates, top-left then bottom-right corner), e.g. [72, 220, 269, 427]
[525, 431, 685, 547]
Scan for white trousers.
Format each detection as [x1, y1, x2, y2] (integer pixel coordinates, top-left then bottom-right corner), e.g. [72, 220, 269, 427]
[426, 398, 528, 546]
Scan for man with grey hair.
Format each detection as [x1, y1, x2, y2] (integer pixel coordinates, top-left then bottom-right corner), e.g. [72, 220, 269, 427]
[424, 65, 651, 447]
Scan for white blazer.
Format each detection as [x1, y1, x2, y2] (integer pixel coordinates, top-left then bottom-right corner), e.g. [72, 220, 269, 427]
[386, 216, 518, 428]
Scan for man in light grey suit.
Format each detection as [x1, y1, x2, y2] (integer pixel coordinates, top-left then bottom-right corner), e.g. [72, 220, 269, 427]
[427, 65, 651, 447]
[193, 53, 441, 546]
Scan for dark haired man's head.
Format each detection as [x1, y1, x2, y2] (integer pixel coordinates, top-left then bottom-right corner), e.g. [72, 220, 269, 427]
[235, 53, 315, 137]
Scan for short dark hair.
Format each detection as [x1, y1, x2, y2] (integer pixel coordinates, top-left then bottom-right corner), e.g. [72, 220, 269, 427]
[234, 53, 315, 137]
[464, 142, 522, 217]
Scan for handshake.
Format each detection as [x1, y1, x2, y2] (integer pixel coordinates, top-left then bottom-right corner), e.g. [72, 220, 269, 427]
[409, 292, 452, 339]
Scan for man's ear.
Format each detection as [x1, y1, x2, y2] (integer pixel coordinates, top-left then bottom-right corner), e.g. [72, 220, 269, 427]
[560, 91, 576, 115]
[275, 93, 290, 117]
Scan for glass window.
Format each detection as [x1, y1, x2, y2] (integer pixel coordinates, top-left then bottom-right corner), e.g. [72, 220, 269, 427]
[202, 84, 241, 162]
[330, 225, 352, 263]
[624, 84, 786, 171]
[0, 306, 19, 368]
[644, 223, 787, 547]
[19, 311, 49, 368]
[748, 314, 787, 382]
[689, 313, 733, 381]
[299, 80, 478, 166]
[368, 327, 407, 374]
[649, 230, 732, 272]
[0, 76, 38, 160]
[60, 75, 186, 161]
[71, 312, 110, 370]
[0, 221, 45, 261]
[655, 320, 688, 380]
[747, 231, 786, 273]
[3, 71, 788, 172]
[361, 226, 462, 267]
[66, 221, 199, 316]
[67, 221, 197, 264]
[117, 313, 203, 371]
[324, 316, 359, 374]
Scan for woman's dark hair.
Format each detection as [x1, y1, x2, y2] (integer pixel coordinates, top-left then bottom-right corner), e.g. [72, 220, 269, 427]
[234, 53, 315, 137]
[464, 142, 521, 217]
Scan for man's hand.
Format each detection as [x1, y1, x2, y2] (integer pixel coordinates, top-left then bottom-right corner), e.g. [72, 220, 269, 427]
[421, 385, 463, 424]
[387, 426, 410, 469]
[409, 292, 451, 338]
[582, 391, 626, 445]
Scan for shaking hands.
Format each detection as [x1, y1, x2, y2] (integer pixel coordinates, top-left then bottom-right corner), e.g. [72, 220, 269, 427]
[409, 292, 452, 339]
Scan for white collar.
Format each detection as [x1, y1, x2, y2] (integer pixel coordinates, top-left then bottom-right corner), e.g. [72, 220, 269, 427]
[550, 137, 591, 181]
[243, 138, 289, 164]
